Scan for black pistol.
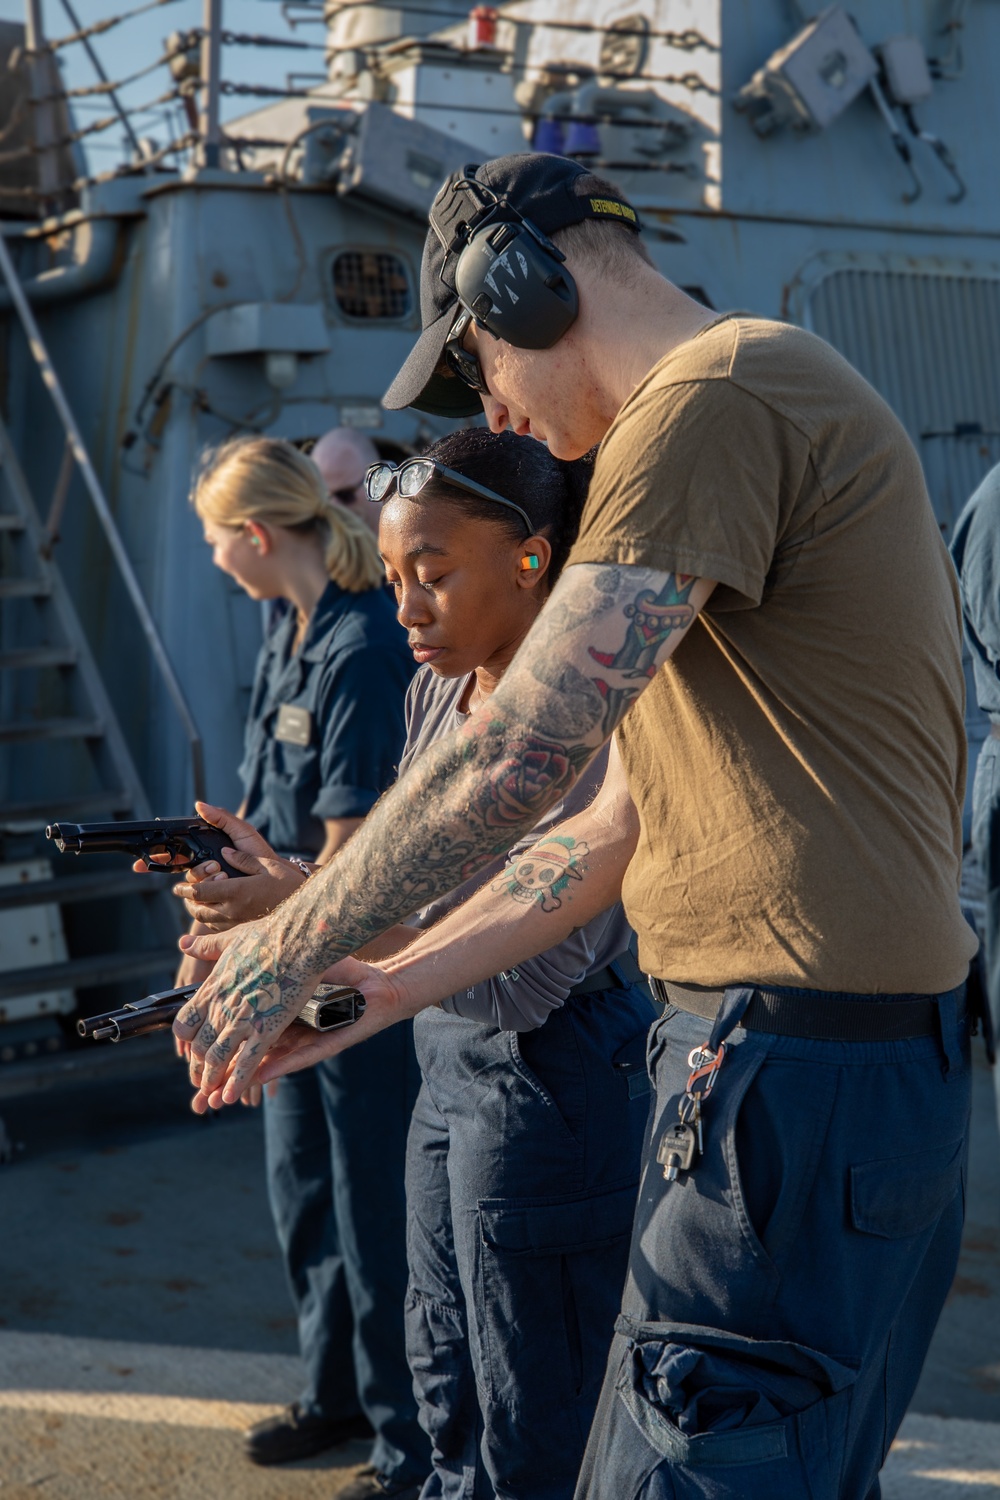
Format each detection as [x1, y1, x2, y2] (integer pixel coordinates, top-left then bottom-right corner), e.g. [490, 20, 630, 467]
[46, 817, 249, 879]
[78, 982, 366, 1042]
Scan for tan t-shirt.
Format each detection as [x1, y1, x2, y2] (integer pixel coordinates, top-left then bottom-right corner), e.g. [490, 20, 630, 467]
[566, 315, 975, 993]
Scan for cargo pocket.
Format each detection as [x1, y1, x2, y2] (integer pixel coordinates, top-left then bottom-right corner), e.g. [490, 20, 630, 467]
[850, 1137, 965, 1239]
[474, 1182, 638, 1407]
[611, 1315, 858, 1500]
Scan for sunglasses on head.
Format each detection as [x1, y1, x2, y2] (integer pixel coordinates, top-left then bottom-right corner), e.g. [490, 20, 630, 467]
[443, 308, 490, 394]
[365, 458, 533, 537]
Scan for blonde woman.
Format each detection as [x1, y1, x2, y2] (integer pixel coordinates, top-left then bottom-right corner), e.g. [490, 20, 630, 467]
[192, 435, 397, 865]
[178, 436, 427, 1488]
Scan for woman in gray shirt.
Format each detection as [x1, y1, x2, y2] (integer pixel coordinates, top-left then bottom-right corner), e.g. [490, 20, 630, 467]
[368, 428, 655, 1500]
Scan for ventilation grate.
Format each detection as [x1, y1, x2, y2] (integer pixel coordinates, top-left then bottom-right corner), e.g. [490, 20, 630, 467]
[332, 251, 411, 320]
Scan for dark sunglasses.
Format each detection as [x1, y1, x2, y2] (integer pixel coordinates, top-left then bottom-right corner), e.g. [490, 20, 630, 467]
[329, 483, 363, 504]
[365, 458, 533, 536]
[443, 308, 489, 394]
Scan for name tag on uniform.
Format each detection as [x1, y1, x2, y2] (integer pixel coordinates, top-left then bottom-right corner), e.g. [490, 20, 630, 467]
[275, 704, 312, 747]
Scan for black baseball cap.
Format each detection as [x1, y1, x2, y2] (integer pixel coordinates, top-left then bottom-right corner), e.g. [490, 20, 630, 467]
[383, 152, 640, 418]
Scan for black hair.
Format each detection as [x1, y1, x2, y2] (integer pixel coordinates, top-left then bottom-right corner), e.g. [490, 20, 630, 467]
[419, 428, 593, 584]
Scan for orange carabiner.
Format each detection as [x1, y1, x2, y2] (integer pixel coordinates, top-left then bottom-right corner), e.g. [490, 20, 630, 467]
[684, 1042, 727, 1100]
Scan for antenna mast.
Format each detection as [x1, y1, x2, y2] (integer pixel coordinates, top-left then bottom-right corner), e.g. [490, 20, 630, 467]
[200, 0, 222, 167]
[24, 0, 62, 200]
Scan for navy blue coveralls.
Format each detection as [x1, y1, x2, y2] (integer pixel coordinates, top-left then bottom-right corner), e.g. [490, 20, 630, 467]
[408, 994, 655, 1500]
[241, 579, 428, 1488]
[574, 983, 969, 1500]
[952, 462, 1000, 1121]
[398, 668, 657, 1500]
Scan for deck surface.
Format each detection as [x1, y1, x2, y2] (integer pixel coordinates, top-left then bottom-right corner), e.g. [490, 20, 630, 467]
[0, 1042, 997, 1498]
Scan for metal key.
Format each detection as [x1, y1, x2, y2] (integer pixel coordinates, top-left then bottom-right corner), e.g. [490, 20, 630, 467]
[657, 1121, 698, 1181]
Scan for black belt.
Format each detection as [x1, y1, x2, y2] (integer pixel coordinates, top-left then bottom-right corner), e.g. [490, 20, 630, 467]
[570, 949, 645, 997]
[649, 978, 946, 1041]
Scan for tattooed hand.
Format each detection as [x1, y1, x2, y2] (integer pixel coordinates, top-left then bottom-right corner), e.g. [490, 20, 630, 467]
[174, 564, 713, 1108]
[172, 922, 312, 1106]
[188, 955, 418, 1112]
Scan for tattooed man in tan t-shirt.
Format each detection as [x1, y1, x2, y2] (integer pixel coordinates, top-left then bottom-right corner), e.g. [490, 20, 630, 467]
[178, 154, 974, 1500]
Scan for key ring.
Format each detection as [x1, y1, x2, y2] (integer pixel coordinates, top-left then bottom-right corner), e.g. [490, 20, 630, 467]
[661, 1040, 730, 1178]
[678, 1093, 700, 1125]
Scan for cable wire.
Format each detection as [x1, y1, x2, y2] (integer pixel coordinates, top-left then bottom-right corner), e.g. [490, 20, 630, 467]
[322, 2, 718, 51]
[57, 0, 149, 167]
[3, 103, 205, 162]
[33, 0, 183, 56]
[73, 129, 198, 185]
[221, 28, 323, 51]
[221, 69, 717, 103]
[176, 23, 716, 92]
[36, 48, 177, 104]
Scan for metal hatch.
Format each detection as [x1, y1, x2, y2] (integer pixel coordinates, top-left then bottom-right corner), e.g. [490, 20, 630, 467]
[794, 251, 1000, 835]
[796, 254, 1000, 541]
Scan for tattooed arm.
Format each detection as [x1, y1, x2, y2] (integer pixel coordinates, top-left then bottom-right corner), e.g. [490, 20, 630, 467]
[176, 566, 713, 1105]
[378, 733, 638, 1001]
[183, 739, 640, 1089]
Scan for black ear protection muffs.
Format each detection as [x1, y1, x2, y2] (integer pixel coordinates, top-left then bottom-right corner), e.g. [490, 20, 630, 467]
[453, 211, 578, 351]
[430, 173, 580, 351]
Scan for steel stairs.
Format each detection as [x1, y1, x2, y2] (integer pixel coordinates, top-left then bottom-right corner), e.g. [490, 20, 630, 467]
[0, 413, 179, 1096]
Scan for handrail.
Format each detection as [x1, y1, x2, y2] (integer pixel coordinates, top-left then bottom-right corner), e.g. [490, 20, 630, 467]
[0, 229, 206, 802]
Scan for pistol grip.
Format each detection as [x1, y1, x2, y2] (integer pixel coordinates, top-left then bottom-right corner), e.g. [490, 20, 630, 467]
[195, 829, 249, 879]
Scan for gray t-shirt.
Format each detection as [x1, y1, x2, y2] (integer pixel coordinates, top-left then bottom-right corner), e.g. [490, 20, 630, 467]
[952, 463, 1000, 723]
[400, 667, 635, 1030]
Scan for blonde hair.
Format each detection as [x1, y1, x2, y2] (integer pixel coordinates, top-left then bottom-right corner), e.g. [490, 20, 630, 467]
[192, 435, 384, 594]
[552, 172, 654, 289]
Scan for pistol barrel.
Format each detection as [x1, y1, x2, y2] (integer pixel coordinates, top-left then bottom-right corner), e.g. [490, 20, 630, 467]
[77, 985, 198, 1041]
[83, 1004, 182, 1041]
[47, 821, 136, 856]
[78, 983, 365, 1043]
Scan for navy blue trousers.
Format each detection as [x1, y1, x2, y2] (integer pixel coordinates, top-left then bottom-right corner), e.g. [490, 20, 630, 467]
[575, 986, 971, 1500]
[264, 1022, 430, 1486]
[405, 983, 657, 1500]
[972, 731, 1000, 1121]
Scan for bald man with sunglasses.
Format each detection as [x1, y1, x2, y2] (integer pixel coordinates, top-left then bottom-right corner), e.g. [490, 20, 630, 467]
[313, 426, 381, 534]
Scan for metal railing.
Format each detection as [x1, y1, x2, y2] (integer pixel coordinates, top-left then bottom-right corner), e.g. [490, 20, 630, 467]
[0, 229, 207, 803]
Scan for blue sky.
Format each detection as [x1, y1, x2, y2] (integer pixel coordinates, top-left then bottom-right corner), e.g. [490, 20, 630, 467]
[0, 0, 316, 168]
